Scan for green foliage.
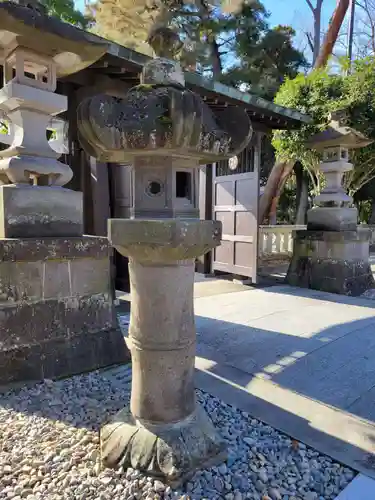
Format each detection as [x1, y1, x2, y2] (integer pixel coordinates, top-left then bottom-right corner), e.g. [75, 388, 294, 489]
[273, 69, 345, 170]
[173, 1, 270, 76]
[0, 114, 9, 136]
[89, 0, 305, 97]
[41, 0, 89, 28]
[273, 58, 375, 197]
[224, 24, 308, 99]
[343, 58, 375, 195]
[260, 133, 275, 185]
[277, 175, 298, 224]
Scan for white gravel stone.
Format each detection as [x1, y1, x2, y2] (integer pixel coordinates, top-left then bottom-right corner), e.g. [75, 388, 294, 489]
[0, 334, 356, 500]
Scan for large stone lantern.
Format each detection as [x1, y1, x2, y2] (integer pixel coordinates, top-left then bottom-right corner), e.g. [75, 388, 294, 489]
[287, 110, 375, 295]
[77, 28, 253, 485]
[0, 1, 128, 384]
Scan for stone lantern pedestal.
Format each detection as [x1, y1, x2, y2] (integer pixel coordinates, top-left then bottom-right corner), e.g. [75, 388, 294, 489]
[287, 110, 375, 296]
[0, 2, 128, 385]
[77, 27, 253, 484]
[102, 219, 225, 485]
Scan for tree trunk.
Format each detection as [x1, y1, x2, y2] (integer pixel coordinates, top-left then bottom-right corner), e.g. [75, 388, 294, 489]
[313, 0, 323, 64]
[314, 0, 350, 68]
[210, 37, 223, 78]
[260, 160, 295, 223]
[198, 0, 222, 78]
[259, 160, 288, 223]
[295, 163, 310, 225]
[261, 0, 350, 225]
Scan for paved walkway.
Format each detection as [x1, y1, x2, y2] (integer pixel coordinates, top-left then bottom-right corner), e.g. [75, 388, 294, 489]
[193, 284, 375, 479]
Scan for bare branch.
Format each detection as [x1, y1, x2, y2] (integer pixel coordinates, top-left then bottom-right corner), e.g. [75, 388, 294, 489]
[304, 0, 315, 13]
[305, 31, 314, 52]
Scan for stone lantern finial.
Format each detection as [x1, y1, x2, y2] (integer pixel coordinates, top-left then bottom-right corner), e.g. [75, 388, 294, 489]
[147, 25, 183, 59]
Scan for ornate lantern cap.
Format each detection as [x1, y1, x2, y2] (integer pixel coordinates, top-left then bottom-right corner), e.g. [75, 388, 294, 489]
[0, 0, 108, 77]
[308, 109, 373, 151]
[77, 25, 252, 164]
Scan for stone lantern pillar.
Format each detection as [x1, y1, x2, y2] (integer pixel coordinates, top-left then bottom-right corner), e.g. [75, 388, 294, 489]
[0, 1, 128, 384]
[287, 110, 375, 295]
[77, 27, 253, 485]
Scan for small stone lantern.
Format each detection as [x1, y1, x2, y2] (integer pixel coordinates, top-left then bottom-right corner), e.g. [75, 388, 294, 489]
[287, 110, 375, 296]
[77, 27, 253, 485]
[307, 109, 372, 231]
[0, 1, 128, 385]
[0, 0, 107, 236]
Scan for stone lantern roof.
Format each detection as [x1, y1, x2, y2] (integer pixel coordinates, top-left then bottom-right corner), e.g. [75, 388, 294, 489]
[0, 0, 108, 77]
[308, 109, 373, 151]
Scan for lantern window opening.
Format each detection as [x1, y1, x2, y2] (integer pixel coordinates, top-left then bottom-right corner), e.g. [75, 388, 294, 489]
[176, 171, 192, 201]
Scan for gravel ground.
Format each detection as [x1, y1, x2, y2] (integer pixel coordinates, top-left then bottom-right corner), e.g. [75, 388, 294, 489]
[0, 359, 355, 500]
[0, 314, 355, 500]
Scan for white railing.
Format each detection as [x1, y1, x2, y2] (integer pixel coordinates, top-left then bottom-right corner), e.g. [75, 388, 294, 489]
[259, 224, 375, 263]
[259, 225, 306, 262]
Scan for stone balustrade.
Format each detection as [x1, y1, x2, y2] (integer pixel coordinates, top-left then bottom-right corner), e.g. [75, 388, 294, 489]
[259, 224, 306, 263]
[259, 224, 375, 263]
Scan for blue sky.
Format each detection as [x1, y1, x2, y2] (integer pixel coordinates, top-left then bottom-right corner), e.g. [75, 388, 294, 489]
[75, 0, 339, 29]
[263, 0, 342, 54]
[74, 0, 344, 58]
[264, 0, 338, 27]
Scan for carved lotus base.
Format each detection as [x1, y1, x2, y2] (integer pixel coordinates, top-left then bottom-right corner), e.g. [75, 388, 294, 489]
[100, 404, 227, 487]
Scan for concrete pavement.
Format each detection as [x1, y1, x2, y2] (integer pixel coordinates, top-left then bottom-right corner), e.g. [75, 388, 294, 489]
[193, 285, 375, 479]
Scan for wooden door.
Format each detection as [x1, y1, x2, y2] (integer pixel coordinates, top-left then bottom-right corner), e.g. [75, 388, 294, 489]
[212, 139, 260, 282]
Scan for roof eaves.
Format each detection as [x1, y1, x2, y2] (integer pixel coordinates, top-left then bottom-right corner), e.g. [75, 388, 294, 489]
[89, 35, 313, 126]
[184, 73, 311, 125]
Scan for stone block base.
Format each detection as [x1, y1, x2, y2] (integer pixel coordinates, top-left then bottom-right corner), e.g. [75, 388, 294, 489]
[307, 206, 357, 231]
[0, 327, 126, 385]
[0, 236, 129, 385]
[100, 405, 227, 487]
[287, 230, 374, 296]
[0, 184, 83, 238]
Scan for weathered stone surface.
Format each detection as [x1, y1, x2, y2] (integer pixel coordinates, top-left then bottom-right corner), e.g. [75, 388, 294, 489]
[77, 65, 252, 164]
[0, 295, 114, 348]
[109, 218, 222, 263]
[129, 156, 200, 220]
[0, 326, 126, 385]
[141, 56, 185, 87]
[77, 30, 230, 485]
[307, 206, 358, 232]
[0, 236, 129, 385]
[101, 405, 227, 487]
[0, 235, 110, 262]
[0, 184, 83, 237]
[100, 243, 226, 483]
[103, 218, 228, 484]
[287, 230, 374, 296]
[128, 259, 196, 424]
